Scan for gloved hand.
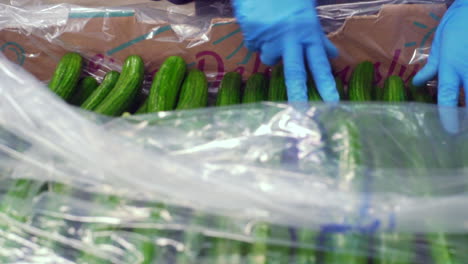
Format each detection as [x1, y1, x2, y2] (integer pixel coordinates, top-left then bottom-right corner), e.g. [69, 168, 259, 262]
[413, 0, 468, 107]
[232, 0, 339, 102]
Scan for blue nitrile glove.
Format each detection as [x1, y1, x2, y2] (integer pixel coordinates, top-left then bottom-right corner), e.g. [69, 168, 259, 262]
[413, 0, 468, 107]
[232, 0, 339, 102]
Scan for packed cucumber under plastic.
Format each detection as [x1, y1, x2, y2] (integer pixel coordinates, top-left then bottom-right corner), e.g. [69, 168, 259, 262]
[1, 178, 466, 264]
[12, 54, 457, 262]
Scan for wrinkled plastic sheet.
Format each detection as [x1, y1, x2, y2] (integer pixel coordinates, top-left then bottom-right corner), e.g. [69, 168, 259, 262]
[317, 0, 449, 32]
[1, 0, 468, 263]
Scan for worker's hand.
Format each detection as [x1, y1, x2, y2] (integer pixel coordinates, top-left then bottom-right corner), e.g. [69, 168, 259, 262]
[413, 0, 468, 107]
[232, 0, 339, 102]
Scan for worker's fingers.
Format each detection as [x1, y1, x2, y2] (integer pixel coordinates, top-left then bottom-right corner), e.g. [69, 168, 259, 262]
[437, 64, 460, 107]
[412, 22, 444, 87]
[413, 56, 439, 87]
[463, 76, 468, 107]
[282, 39, 308, 102]
[305, 43, 339, 102]
[438, 106, 460, 134]
[244, 40, 258, 52]
[321, 32, 339, 59]
[441, 75, 468, 133]
[260, 40, 282, 66]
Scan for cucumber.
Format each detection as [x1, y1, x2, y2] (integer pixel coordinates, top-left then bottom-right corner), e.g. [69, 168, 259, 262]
[81, 71, 120, 111]
[383, 76, 406, 102]
[0, 179, 44, 222]
[307, 78, 322, 102]
[244, 224, 292, 264]
[450, 234, 468, 264]
[135, 99, 148, 114]
[370, 107, 456, 264]
[246, 223, 269, 264]
[267, 65, 287, 102]
[208, 237, 243, 264]
[148, 56, 187, 112]
[295, 228, 317, 264]
[348, 61, 374, 101]
[75, 194, 120, 264]
[94, 55, 144, 116]
[48, 52, 83, 100]
[175, 212, 209, 264]
[206, 216, 246, 264]
[76, 194, 157, 264]
[321, 101, 367, 264]
[428, 232, 457, 264]
[70, 76, 99, 105]
[408, 78, 432, 103]
[216, 72, 242, 106]
[264, 228, 291, 264]
[242, 73, 268, 104]
[374, 86, 384, 101]
[176, 69, 208, 110]
[322, 118, 368, 264]
[308, 77, 344, 101]
[374, 233, 414, 264]
[335, 77, 346, 100]
[0, 128, 42, 222]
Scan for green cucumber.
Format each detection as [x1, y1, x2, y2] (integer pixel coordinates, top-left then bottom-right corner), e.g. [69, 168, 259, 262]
[81, 71, 120, 111]
[242, 73, 268, 104]
[70, 76, 99, 105]
[75, 195, 120, 264]
[267, 65, 287, 102]
[307, 79, 322, 102]
[0, 179, 43, 222]
[135, 99, 148, 114]
[216, 72, 242, 106]
[48, 52, 83, 100]
[175, 212, 208, 264]
[76, 194, 157, 264]
[148, 56, 187, 112]
[321, 102, 368, 264]
[246, 223, 269, 264]
[265, 228, 291, 264]
[348, 61, 374, 101]
[428, 232, 457, 264]
[335, 77, 346, 100]
[322, 117, 368, 264]
[176, 69, 208, 110]
[209, 238, 243, 264]
[374, 233, 414, 264]
[450, 234, 468, 263]
[408, 78, 432, 103]
[295, 228, 317, 264]
[371, 95, 417, 264]
[383, 76, 406, 102]
[374, 86, 384, 101]
[94, 55, 144, 116]
[370, 106, 456, 264]
[206, 217, 244, 264]
[308, 77, 344, 101]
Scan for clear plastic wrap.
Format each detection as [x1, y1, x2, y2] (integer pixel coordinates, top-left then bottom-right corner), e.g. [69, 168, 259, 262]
[1, 52, 468, 262]
[1, 0, 468, 263]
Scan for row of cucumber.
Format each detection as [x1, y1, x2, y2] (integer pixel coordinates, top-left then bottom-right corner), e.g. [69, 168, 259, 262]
[48, 53, 432, 117]
[48, 53, 207, 116]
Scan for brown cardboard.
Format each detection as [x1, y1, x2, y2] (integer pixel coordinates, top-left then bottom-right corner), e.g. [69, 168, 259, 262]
[329, 4, 446, 87]
[1, 15, 268, 89]
[0, 4, 446, 90]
